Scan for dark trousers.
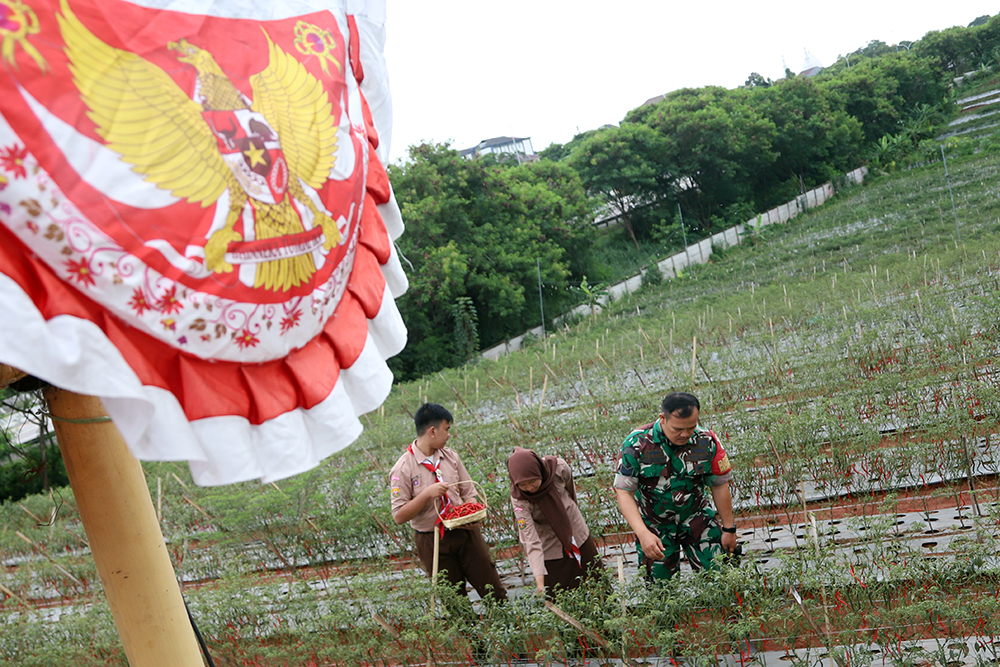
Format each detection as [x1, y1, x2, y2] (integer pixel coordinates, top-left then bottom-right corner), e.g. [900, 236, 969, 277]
[542, 535, 602, 596]
[414, 524, 507, 603]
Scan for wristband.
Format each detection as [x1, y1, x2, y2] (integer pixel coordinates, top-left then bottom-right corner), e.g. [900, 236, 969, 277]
[721, 525, 737, 534]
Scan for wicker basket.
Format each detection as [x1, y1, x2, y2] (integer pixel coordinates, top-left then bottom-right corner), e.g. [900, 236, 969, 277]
[437, 480, 487, 529]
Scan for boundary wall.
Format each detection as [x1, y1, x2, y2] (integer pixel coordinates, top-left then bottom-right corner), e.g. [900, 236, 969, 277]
[482, 167, 867, 360]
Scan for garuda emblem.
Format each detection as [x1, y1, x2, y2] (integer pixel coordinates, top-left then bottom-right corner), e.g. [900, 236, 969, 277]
[58, 0, 345, 292]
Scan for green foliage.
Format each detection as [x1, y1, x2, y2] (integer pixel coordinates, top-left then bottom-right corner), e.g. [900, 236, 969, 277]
[570, 275, 608, 314]
[818, 52, 949, 145]
[537, 128, 601, 162]
[13, 15, 1000, 664]
[568, 123, 675, 249]
[11, 147, 1000, 660]
[0, 444, 68, 503]
[387, 143, 596, 380]
[868, 132, 911, 172]
[744, 71, 772, 88]
[750, 77, 864, 190]
[634, 86, 778, 229]
[450, 296, 479, 364]
[384, 16, 998, 380]
[640, 263, 664, 290]
[738, 213, 775, 246]
[916, 25, 980, 74]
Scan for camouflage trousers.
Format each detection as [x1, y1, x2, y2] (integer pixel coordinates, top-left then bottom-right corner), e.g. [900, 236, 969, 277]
[636, 510, 723, 581]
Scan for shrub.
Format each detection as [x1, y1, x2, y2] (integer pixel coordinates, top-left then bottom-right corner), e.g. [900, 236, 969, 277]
[0, 444, 68, 503]
[640, 265, 664, 290]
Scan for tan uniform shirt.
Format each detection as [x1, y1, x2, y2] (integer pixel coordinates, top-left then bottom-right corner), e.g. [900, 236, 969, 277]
[510, 457, 590, 577]
[389, 443, 476, 533]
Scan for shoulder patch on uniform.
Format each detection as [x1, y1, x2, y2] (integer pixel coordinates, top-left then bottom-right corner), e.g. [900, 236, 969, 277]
[390, 475, 401, 481]
[391, 487, 400, 498]
[513, 506, 525, 512]
[715, 454, 732, 474]
[517, 517, 527, 530]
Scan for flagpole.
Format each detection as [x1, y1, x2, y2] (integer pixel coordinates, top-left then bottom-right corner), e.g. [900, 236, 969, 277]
[42, 385, 203, 667]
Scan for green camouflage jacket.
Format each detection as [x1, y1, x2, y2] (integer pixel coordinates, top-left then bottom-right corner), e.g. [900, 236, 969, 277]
[613, 419, 732, 528]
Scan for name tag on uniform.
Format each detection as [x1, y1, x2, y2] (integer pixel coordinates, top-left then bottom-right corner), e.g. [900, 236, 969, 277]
[686, 436, 714, 464]
[639, 448, 667, 465]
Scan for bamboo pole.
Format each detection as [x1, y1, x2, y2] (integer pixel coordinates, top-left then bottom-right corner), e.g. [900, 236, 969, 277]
[544, 600, 606, 647]
[430, 527, 440, 615]
[691, 336, 698, 386]
[618, 556, 628, 664]
[43, 387, 202, 667]
[0, 365, 26, 387]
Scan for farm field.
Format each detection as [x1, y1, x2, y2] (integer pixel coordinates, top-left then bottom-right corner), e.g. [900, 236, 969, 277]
[4, 148, 1000, 666]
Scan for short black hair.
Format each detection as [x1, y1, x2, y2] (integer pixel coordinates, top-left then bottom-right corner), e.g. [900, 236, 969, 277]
[661, 392, 700, 419]
[415, 403, 453, 436]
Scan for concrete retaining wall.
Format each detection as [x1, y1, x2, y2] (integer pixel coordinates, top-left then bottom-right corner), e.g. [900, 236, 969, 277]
[480, 168, 868, 360]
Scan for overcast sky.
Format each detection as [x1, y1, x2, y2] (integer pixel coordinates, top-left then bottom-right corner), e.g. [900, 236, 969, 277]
[381, 1, 998, 162]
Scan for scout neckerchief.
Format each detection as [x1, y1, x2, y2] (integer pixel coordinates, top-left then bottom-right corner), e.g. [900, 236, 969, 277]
[508, 447, 582, 566]
[410, 442, 450, 537]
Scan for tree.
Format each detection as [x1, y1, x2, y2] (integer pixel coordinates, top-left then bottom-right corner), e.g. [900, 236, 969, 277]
[969, 15, 1000, 67]
[636, 87, 777, 229]
[819, 53, 947, 145]
[538, 128, 601, 162]
[387, 143, 595, 380]
[568, 123, 675, 249]
[744, 72, 772, 88]
[915, 26, 978, 74]
[855, 40, 894, 60]
[750, 77, 864, 202]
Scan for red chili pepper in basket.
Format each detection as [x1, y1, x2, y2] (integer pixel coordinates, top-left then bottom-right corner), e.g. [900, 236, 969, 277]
[441, 502, 485, 520]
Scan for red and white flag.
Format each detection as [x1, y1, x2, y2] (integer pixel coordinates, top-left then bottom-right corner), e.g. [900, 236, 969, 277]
[0, 0, 407, 485]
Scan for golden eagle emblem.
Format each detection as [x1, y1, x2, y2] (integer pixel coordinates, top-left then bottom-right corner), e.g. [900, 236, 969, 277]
[57, 0, 343, 292]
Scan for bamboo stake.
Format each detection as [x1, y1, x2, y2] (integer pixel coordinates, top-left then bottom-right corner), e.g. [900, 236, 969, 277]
[809, 514, 835, 667]
[430, 528, 440, 616]
[544, 600, 607, 648]
[373, 612, 435, 667]
[437, 371, 479, 423]
[43, 387, 202, 667]
[16, 530, 82, 585]
[0, 582, 29, 608]
[181, 494, 212, 520]
[618, 556, 629, 664]
[538, 375, 548, 418]
[372, 612, 400, 638]
[691, 336, 698, 386]
[17, 502, 45, 524]
[171, 471, 190, 491]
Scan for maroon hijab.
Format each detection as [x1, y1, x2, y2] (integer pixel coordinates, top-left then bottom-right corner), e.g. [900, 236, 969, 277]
[507, 447, 577, 556]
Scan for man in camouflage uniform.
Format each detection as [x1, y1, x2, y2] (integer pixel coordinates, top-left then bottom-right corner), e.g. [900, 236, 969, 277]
[614, 392, 736, 580]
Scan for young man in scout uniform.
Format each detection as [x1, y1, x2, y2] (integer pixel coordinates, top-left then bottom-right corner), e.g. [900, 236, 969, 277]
[389, 403, 507, 603]
[614, 391, 736, 580]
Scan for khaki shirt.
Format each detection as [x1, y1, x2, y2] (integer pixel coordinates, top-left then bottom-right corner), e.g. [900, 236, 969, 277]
[389, 443, 476, 533]
[510, 457, 590, 577]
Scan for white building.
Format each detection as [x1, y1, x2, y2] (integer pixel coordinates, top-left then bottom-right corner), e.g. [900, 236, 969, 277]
[460, 136, 535, 160]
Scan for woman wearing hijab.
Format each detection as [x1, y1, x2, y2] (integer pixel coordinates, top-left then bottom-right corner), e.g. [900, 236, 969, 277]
[507, 447, 602, 596]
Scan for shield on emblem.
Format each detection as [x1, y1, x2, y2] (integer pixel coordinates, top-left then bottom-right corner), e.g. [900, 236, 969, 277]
[204, 108, 289, 204]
